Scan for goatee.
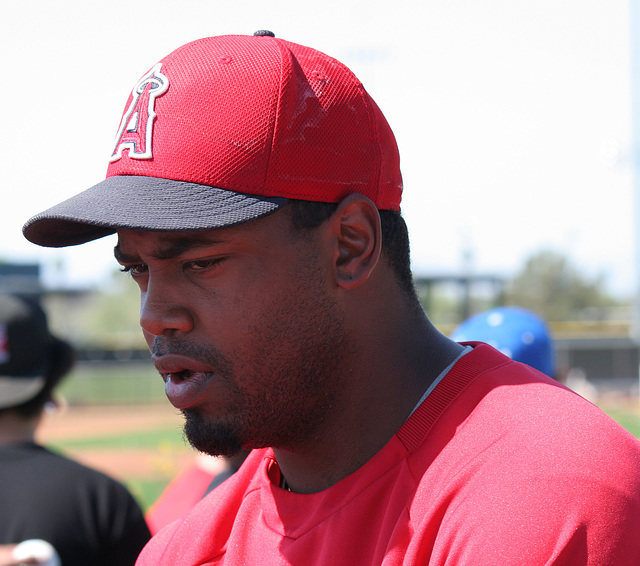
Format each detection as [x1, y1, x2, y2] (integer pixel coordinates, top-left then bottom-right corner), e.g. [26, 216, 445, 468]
[182, 408, 244, 457]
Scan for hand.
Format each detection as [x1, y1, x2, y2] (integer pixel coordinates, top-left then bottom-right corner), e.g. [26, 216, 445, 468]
[0, 545, 20, 566]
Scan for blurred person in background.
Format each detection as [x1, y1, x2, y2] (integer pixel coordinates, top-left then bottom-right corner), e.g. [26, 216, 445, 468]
[451, 305, 598, 402]
[0, 293, 150, 566]
[146, 449, 250, 535]
[450, 306, 556, 376]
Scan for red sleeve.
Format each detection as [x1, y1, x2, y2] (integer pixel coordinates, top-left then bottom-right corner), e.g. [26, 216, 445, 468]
[145, 464, 215, 535]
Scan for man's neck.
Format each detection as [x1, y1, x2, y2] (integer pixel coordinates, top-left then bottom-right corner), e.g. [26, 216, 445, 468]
[273, 317, 464, 494]
[0, 412, 38, 445]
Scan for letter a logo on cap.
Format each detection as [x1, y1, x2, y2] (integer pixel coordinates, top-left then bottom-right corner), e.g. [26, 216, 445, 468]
[110, 63, 169, 162]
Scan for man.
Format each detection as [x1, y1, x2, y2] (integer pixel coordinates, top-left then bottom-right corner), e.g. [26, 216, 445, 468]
[0, 294, 150, 566]
[22, 32, 640, 565]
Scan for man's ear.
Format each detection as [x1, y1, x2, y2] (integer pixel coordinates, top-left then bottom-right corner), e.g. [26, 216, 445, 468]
[329, 194, 382, 290]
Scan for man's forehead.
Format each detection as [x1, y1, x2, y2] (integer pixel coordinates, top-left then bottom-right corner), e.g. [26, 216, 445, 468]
[113, 209, 290, 261]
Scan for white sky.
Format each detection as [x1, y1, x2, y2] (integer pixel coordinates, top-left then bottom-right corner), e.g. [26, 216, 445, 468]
[1, 0, 636, 297]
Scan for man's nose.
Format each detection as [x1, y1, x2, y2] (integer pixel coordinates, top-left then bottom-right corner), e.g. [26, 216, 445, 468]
[139, 279, 194, 337]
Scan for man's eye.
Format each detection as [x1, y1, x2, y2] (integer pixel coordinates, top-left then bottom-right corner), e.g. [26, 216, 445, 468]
[185, 258, 226, 271]
[187, 259, 216, 270]
[120, 264, 147, 276]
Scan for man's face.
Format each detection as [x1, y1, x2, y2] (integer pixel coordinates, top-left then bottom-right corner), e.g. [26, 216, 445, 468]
[115, 209, 349, 456]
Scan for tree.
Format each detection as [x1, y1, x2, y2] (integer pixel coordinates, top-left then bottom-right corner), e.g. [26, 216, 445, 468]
[45, 269, 146, 350]
[504, 249, 619, 322]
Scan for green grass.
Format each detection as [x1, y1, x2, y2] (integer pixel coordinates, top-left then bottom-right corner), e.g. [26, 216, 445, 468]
[128, 477, 170, 512]
[604, 409, 640, 439]
[49, 426, 186, 452]
[57, 362, 166, 405]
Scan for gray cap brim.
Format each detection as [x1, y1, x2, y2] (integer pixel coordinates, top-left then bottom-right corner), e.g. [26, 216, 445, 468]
[0, 377, 46, 409]
[22, 176, 287, 248]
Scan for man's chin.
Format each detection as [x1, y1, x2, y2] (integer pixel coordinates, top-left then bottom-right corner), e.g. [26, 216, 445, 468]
[182, 408, 244, 458]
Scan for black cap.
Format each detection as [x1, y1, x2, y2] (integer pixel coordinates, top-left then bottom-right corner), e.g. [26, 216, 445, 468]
[0, 295, 54, 409]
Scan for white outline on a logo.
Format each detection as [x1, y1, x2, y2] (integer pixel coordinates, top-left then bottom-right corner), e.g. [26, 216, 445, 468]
[110, 63, 169, 161]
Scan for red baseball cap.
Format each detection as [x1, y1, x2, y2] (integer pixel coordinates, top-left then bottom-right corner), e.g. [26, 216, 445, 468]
[23, 31, 403, 248]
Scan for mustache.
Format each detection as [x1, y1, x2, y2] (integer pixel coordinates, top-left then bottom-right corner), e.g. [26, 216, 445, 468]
[152, 337, 233, 373]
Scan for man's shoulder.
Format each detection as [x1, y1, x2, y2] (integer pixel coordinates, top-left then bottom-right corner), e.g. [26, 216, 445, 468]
[409, 343, 640, 484]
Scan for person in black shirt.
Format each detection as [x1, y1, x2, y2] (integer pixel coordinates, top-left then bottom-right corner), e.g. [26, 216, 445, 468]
[0, 293, 151, 566]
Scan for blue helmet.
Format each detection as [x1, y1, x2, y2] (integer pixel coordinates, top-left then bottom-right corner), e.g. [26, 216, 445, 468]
[451, 306, 555, 377]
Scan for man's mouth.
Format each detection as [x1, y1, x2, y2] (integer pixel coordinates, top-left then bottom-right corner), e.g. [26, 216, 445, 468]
[153, 353, 214, 375]
[152, 355, 216, 409]
[162, 369, 194, 383]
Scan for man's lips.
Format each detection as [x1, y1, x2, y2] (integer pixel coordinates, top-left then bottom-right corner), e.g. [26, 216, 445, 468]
[152, 354, 216, 409]
[153, 354, 215, 378]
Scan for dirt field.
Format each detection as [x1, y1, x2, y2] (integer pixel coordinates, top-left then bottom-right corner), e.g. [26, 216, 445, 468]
[37, 404, 197, 481]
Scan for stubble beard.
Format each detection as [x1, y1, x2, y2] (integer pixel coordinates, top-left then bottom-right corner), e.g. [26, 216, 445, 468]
[182, 410, 244, 457]
[179, 263, 349, 458]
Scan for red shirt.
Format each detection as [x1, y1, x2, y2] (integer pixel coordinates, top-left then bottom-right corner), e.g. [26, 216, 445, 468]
[146, 463, 216, 535]
[136, 344, 640, 565]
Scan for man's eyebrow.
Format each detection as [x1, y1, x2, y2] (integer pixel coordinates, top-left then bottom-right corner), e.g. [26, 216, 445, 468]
[113, 243, 136, 264]
[153, 236, 226, 260]
[114, 235, 225, 263]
